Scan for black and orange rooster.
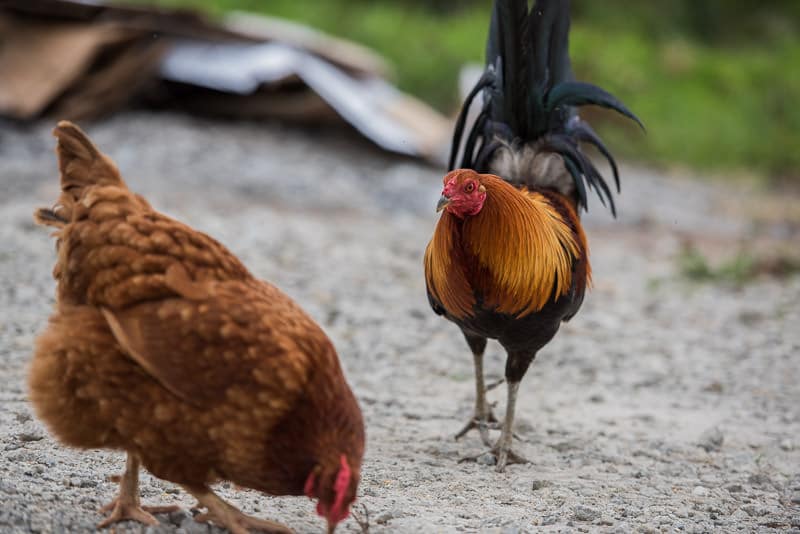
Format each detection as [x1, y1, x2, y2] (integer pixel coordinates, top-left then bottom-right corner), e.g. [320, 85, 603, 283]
[424, 0, 642, 472]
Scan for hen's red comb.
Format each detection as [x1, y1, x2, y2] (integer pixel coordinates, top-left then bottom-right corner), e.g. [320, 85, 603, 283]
[329, 455, 351, 522]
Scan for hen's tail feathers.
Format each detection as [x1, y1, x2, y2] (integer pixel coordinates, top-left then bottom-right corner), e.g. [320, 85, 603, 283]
[450, 0, 643, 216]
[33, 207, 69, 228]
[35, 121, 127, 228]
[53, 121, 126, 197]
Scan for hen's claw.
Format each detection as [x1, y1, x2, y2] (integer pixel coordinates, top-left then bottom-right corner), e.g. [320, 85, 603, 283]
[98, 453, 179, 529]
[195, 511, 292, 534]
[98, 500, 178, 528]
[184, 485, 293, 534]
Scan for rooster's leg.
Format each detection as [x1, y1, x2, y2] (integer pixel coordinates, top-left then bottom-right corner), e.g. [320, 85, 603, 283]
[98, 453, 180, 528]
[455, 335, 498, 446]
[458, 381, 530, 472]
[493, 380, 529, 472]
[182, 485, 292, 534]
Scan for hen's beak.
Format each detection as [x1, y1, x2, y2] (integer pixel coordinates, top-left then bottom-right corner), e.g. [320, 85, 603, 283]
[327, 520, 336, 534]
[436, 194, 451, 212]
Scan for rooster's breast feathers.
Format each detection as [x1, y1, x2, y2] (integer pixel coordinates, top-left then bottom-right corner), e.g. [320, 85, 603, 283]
[425, 176, 587, 321]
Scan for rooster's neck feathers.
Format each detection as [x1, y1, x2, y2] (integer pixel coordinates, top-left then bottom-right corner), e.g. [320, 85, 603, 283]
[425, 176, 589, 320]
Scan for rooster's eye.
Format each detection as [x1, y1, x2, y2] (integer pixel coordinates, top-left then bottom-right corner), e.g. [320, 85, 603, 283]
[464, 182, 475, 193]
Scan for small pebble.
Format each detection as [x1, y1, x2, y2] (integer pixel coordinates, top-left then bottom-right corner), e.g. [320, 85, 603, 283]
[573, 505, 600, 522]
[180, 516, 211, 534]
[697, 427, 724, 452]
[692, 486, 709, 497]
[541, 515, 558, 526]
[476, 453, 496, 466]
[531, 480, 551, 491]
[747, 473, 772, 486]
[18, 431, 45, 443]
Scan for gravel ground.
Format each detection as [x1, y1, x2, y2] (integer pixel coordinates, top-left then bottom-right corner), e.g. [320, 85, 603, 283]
[1, 113, 798, 533]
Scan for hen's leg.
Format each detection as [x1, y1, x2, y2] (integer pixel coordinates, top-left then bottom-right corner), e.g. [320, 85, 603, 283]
[182, 485, 292, 534]
[98, 453, 180, 528]
[455, 334, 498, 446]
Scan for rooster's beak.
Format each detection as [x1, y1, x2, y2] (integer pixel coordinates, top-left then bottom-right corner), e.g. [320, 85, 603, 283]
[436, 195, 451, 212]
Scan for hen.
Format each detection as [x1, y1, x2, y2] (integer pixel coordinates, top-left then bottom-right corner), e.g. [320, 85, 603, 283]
[30, 121, 364, 533]
[424, 0, 642, 472]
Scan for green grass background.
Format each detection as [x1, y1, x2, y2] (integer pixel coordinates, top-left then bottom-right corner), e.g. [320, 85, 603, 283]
[142, 0, 800, 182]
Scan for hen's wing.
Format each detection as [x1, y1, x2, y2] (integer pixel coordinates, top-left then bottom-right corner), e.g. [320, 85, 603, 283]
[101, 278, 319, 421]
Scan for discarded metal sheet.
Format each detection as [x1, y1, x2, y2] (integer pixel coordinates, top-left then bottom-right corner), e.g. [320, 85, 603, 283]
[0, 0, 450, 160]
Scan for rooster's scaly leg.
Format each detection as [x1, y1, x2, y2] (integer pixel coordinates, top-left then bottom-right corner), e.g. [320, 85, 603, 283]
[455, 335, 498, 446]
[493, 381, 529, 472]
[459, 381, 530, 472]
[182, 485, 292, 534]
[98, 453, 179, 528]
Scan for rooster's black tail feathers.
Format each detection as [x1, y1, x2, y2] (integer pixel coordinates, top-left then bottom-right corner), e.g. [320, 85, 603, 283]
[450, 0, 643, 216]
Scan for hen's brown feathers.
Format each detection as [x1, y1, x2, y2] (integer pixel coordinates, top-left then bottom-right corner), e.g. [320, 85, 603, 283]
[30, 121, 364, 520]
[101, 279, 317, 416]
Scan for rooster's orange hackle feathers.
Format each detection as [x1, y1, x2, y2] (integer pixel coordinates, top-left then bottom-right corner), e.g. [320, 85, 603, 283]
[425, 171, 588, 319]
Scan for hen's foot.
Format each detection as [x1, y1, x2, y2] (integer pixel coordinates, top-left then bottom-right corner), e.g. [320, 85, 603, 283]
[98, 500, 179, 528]
[458, 443, 530, 473]
[98, 453, 180, 528]
[185, 485, 293, 534]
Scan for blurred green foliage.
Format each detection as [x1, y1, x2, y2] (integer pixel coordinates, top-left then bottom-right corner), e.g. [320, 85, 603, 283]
[144, 0, 799, 180]
[677, 242, 800, 286]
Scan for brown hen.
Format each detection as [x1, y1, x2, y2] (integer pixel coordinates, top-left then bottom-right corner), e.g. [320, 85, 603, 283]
[29, 121, 364, 534]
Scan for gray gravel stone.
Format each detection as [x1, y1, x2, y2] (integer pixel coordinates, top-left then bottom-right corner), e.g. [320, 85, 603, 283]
[475, 453, 496, 466]
[697, 427, 724, 452]
[573, 506, 600, 522]
[531, 479, 552, 491]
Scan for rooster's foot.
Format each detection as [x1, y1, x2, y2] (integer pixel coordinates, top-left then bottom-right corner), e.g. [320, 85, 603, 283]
[454, 414, 500, 446]
[485, 378, 505, 391]
[458, 443, 530, 473]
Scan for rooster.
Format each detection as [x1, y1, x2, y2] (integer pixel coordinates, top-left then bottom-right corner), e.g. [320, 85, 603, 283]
[30, 121, 364, 533]
[424, 0, 642, 472]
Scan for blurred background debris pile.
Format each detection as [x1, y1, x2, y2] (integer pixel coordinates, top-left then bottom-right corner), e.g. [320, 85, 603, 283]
[0, 0, 450, 159]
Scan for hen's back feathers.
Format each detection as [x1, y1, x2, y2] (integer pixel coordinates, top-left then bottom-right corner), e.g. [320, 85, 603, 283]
[35, 122, 251, 309]
[451, 0, 642, 216]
